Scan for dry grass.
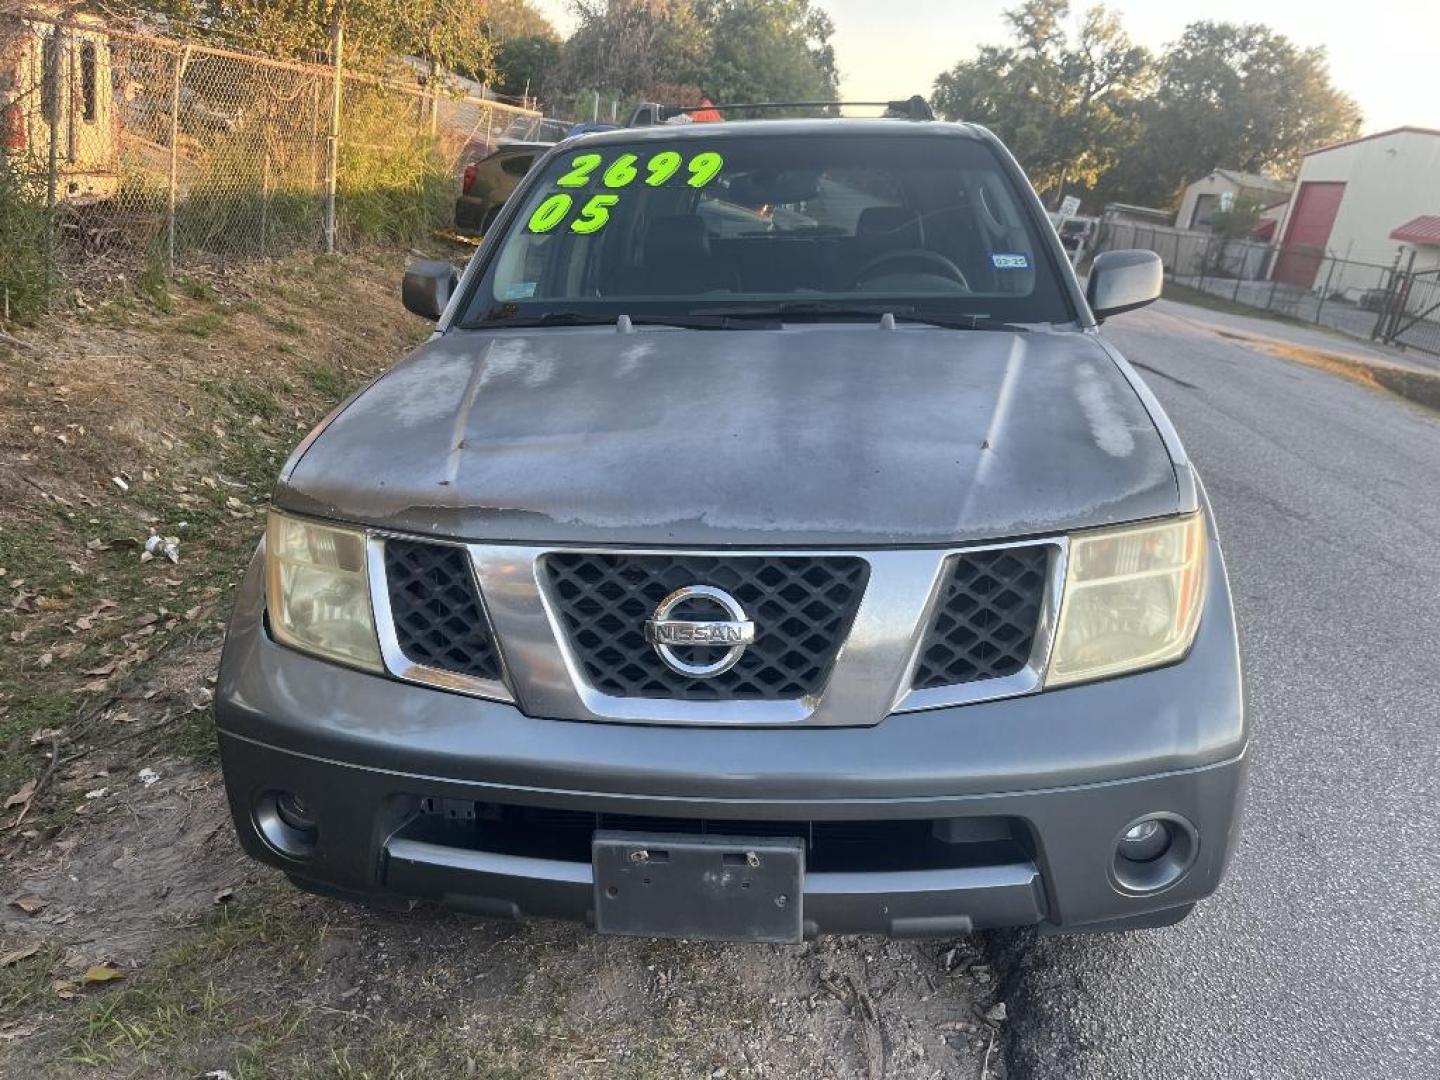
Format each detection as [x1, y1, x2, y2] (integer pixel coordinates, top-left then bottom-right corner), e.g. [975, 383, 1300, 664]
[1210, 331, 1440, 413]
[0, 251, 434, 817]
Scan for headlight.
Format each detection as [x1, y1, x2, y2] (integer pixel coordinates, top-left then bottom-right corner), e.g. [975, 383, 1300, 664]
[1046, 513, 1207, 688]
[264, 511, 382, 671]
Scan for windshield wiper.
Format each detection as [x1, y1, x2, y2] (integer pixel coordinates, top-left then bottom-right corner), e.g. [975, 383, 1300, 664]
[704, 301, 899, 320]
[465, 310, 779, 331]
[701, 302, 1030, 332]
[892, 312, 1031, 332]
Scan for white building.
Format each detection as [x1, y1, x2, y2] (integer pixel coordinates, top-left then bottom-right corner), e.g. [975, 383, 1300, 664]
[1176, 170, 1292, 231]
[1271, 127, 1440, 291]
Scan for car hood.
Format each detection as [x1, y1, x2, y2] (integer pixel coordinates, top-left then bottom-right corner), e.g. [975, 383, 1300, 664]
[276, 325, 1179, 546]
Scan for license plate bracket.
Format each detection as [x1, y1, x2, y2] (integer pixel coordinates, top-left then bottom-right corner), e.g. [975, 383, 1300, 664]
[592, 831, 804, 943]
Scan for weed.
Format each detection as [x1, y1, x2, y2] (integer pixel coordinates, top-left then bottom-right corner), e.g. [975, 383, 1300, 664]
[176, 310, 226, 337]
[0, 158, 52, 323]
[267, 314, 307, 336]
[0, 944, 62, 1019]
[177, 276, 217, 302]
[138, 248, 173, 313]
[300, 362, 356, 400]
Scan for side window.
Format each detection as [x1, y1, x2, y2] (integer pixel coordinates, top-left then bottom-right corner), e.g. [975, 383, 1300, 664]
[79, 42, 97, 123]
[501, 153, 534, 178]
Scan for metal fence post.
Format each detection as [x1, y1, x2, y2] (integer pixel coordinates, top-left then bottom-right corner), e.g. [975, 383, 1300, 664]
[1315, 258, 1336, 325]
[323, 9, 344, 254]
[43, 24, 64, 308]
[429, 60, 440, 136]
[166, 44, 189, 276]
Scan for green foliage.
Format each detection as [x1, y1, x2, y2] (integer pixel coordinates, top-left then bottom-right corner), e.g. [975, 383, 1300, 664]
[494, 34, 563, 97]
[934, 2, 1362, 211]
[1106, 22, 1362, 207]
[337, 87, 452, 244]
[0, 158, 51, 324]
[551, 0, 836, 106]
[134, 0, 495, 80]
[138, 246, 173, 312]
[1206, 197, 1266, 241]
[933, 0, 1150, 204]
[696, 0, 839, 103]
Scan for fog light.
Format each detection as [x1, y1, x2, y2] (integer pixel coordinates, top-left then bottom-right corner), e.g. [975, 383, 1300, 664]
[255, 790, 318, 858]
[274, 791, 317, 832]
[1111, 813, 1198, 895]
[1119, 818, 1170, 862]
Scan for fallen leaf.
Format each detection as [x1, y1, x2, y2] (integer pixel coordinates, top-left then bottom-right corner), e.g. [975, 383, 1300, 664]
[133, 612, 160, 628]
[28, 728, 62, 745]
[83, 662, 117, 677]
[0, 943, 42, 967]
[214, 887, 234, 905]
[10, 894, 47, 916]
[82, 964, 124, 984]
[52, 979, 76, 999]
[84, 787, 108, 799]
[4, 780, 36, 809]
[37, 652, 54, 669]
[0, 1022, 38, 1042]
[110, 476, 129, 493]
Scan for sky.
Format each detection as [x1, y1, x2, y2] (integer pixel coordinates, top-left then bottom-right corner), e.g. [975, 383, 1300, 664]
[531, 0, 1440, 133]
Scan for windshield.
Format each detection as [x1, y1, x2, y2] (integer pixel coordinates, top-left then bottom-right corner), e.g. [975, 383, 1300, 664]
[461, 132, 1074, 326]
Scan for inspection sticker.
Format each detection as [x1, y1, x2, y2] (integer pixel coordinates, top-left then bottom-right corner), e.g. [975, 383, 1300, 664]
[992, 253, 1030, 270]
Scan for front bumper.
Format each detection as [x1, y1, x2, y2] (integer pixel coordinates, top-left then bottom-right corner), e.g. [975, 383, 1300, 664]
[217, 535, 1247, 937]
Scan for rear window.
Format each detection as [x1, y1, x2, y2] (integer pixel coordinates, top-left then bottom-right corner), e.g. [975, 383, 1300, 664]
[464, 132, 1073, 325]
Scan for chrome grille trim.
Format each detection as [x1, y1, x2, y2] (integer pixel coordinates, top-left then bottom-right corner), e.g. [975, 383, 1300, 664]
[892, 539, 1066, 716]
[368, 535, 513, 704]
[367, 535, 1065, 725]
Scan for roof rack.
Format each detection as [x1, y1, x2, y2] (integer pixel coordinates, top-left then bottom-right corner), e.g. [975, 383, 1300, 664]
[628, 95, 935, 126]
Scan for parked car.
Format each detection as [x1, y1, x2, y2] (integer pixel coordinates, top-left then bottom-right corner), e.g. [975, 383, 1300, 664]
[219, 107, 1246, 941]
[453, 142, 547, 236]
[495, 114, 571, 146]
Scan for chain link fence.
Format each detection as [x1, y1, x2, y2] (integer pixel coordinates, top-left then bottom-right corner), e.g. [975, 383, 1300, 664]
[1094, 219, 1407, 346]
[1, 8, 539, 318]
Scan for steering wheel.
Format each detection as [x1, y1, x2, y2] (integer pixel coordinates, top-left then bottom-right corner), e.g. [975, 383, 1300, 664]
[853, 249, 969, 289]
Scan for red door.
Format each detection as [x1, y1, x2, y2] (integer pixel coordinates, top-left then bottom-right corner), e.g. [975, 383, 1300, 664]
[1273, 182, 1345, 288]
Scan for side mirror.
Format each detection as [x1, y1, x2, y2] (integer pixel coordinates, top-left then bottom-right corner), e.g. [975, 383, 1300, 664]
[401, 260, 459, 320]
[1087, 249, 1163, 322]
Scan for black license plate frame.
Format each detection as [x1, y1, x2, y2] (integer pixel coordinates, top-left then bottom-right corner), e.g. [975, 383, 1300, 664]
[592, 831, 805, 943]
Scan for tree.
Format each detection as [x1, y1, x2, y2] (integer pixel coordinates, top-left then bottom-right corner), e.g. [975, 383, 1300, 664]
[1206, 197, 1265, 241]
[552, 0, 711, 100]
[493, 35, 562, 98]
[550, 0, 837, 109]
[1109, 23, 1361, 207]
[135, 0, 495, 78]
[695, 0, 838, 104]
[932, 0, 1151, 205]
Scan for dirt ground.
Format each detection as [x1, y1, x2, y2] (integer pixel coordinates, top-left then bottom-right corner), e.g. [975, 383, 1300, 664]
[0, 256, 1004, 1078]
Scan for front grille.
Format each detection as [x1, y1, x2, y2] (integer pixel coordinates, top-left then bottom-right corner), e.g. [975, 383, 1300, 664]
[383, 539, 502, 681]
[911, 545, 1050, 690]
[543, 553, 868, 700]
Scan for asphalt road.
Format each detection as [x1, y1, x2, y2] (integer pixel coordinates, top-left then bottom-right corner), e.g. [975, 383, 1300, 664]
[997, 299, 1440, 1079]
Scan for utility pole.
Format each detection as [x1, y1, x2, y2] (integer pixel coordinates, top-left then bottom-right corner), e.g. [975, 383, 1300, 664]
[323, 1, 344, 255]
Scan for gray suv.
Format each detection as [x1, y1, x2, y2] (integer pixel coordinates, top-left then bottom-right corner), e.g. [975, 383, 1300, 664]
[217, 111, 1246, 941]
